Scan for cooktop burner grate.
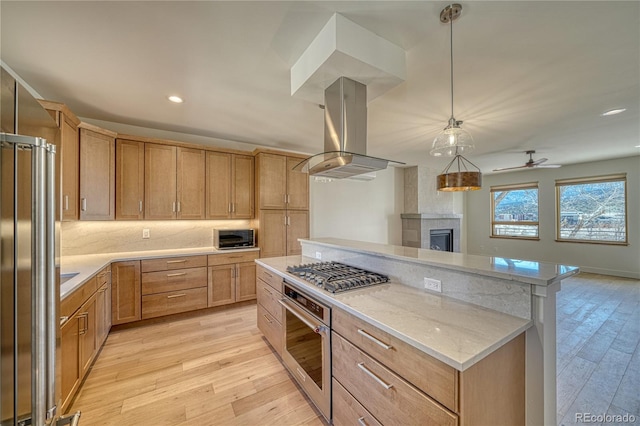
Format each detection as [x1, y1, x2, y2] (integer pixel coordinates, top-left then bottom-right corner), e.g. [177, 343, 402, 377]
[286, 261, 389, 293]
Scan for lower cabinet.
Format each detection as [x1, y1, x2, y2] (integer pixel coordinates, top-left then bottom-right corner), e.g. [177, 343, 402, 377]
[60, 315, 81, 412]
[78, 293, 98, 378]
[208, 252, 259, 307]
[111, 260, 141, 325]
[255, 265, 283, 356]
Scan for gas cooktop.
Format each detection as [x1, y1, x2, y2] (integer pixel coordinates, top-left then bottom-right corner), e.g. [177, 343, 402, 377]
[286, 261, 389, 293]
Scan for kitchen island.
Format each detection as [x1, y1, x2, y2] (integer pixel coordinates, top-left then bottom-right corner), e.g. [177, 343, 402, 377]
[256, 237, 579, 426]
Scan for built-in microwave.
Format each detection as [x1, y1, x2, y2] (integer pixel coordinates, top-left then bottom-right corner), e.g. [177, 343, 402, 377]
[214, 229, 255, 250]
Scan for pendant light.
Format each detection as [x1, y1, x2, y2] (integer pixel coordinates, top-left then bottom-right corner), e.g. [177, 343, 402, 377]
[431, 4, 481, 191]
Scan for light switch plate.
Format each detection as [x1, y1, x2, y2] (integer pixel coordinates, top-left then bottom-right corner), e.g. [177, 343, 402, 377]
[142, 229, 150, 239]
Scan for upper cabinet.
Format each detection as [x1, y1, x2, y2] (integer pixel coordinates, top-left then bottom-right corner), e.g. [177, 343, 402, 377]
[145, 143, 205, 220]
[79, 125, 116, 220]
[206, 152, 254, 219]
[115, 139, 145, 220]
[39, 100, 80, 221]
[256, 152, 309, 210]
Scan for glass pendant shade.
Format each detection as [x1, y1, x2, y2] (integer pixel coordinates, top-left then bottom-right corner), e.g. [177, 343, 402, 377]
[430, 119, 474, 157]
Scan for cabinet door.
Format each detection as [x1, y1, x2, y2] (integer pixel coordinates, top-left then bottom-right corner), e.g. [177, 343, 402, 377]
[257, 153, 286, 209]
[116, 139, 145, 220]
[232, 154, 254, 218]
[287, 210, 309, 255]
[60, 315, 80, 412]
[111, 261, 141, 325]
[235, 261, 257, 302]
[95, 283, 111, 347]
[286, 156, 309, 210]
[258, 210, 287, 258]
[177, 147, 206, 219]
[79, 128, 115, 220]
[206, 151, 231, 219]
[61, 116, 79, 221]
[208, 265, 235, 307]
[79, 293, 97, 377]
[145, 143, 177, 219]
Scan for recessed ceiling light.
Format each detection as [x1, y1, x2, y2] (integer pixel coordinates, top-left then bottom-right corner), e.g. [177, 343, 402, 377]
[168, 95, 183, 103]
[601, 108, 626, 116]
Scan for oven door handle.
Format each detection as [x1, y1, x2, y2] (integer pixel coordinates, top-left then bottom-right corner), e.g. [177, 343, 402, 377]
[279, 298, 327, 335]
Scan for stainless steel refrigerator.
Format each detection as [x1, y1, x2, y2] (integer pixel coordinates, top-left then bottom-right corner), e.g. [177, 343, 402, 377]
[0, 66, 72, 425]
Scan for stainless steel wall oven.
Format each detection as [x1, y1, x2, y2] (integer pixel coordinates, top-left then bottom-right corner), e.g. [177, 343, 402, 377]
[279, 281, 331, 420]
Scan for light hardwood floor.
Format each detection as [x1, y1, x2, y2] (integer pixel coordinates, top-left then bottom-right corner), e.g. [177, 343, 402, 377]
[69, 304, 325, 425]
[557, 273, 639, 425]
[70, 273, 639, 425]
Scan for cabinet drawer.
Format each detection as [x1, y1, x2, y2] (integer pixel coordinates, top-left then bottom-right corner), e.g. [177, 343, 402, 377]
[257, 303, 282, 356]
[61, 276, 98, 319]
[208, 251, 258, 266]
[141, 287, 208, 319]
[333, 307, 458, 412]
[256, 279, 282, 323]
[256, 265, 281, 291]
[96, 266, 111, 286]
[141, 267, 207, 295]
[332, 378, 382, 426]
[141, 255, 207, 272]
[332, 332, 458, 426]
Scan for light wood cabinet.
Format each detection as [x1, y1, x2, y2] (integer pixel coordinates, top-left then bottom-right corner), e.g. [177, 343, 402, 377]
[39, 100, 81, 221]
[258, 209, 309, 258]
[60, 315, 80, 412]
[207, 252, 259, 307]
[206, 152, 254, 219]
[115, 139, 145, 220]
[256, 265, 283, 356]
[141, 255, 208, 319]
[78, 292, 97, 378]
[95, 267, 112, 347]
[111, 261, 141, 325]
[145, 144, 205, 219]
[79, 126, 115, 220]
[286, 156, 309, 210]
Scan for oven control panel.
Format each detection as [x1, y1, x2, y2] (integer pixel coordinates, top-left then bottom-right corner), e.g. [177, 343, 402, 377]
[284, 284, 326, 322]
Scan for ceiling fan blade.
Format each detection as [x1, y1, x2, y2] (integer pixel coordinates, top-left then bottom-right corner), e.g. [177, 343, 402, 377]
[530, 158, 548, 166]
[536, 164, 562, 168]
[493, 165, 527, 171]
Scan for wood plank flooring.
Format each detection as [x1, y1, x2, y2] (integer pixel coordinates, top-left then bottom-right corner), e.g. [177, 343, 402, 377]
[70, 272, 639, 425]
[69, 304, 325, 425]
[557, 273, 639, 425]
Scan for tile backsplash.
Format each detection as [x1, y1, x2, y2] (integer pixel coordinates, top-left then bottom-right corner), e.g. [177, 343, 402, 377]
[61, 220, 252, 256]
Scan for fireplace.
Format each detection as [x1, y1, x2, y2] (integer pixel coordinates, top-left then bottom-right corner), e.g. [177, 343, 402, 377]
[430, 229, 453, 252]
[400, 213, 461, 252]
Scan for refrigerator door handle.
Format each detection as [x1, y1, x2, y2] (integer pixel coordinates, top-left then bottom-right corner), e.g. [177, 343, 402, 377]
[46, 143, 58, 423]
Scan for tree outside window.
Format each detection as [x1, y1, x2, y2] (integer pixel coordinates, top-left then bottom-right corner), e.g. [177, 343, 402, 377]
[491, 182, 539, 239]
[556, 174, 627, 244]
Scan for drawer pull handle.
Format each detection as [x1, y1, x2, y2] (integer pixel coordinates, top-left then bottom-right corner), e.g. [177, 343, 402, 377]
[357, 417, 368, 426]
[357, 362, 393, 390]
[296, 367, 306, 382]
[166, 272, 187, 277]
[166, 259, 187, 264]
[262, 287, 273, 296]
[60, 316, 69, 325]
[167, 293, 186, 299]
[263, 314, 272, 324]
[264, 271, 273, 278]
[357, 329, 393, 350]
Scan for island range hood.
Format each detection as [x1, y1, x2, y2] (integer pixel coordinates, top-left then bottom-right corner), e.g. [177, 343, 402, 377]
[293, 77, 404, 179]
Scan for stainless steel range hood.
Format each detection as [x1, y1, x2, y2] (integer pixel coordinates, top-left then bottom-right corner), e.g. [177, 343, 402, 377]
[293, 77, 403, 179]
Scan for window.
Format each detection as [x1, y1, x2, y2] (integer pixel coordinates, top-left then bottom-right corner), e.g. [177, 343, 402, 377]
[556, 174, 627, 244]
[490, 182, 539, 239]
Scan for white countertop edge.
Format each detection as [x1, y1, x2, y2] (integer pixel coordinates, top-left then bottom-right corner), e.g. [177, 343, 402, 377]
[60, 247, 259, 300]
[301, 238, 579, 286]
[255, 257, 532, 371]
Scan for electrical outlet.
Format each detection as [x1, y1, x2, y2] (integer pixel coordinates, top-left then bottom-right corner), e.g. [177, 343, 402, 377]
[142, 229, 150, 239]
[424, 277, 442, 293]
[315, 251, 322, 260]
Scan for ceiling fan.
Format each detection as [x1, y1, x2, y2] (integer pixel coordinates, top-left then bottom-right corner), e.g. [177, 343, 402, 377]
[493, 150, 562, 171]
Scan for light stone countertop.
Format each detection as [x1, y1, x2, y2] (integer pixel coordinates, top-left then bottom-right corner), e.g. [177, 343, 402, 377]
[302, 237, 579, 286]
[256, 256, 532, 371]
[60, 247, 260, 300]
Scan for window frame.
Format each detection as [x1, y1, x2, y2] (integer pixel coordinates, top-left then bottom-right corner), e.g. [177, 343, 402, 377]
[555, 173, 628, 245]
[490, 182, 540, 240]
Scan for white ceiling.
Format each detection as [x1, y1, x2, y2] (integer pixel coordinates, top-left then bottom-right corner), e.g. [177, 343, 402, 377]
[2, 1, 639, 173]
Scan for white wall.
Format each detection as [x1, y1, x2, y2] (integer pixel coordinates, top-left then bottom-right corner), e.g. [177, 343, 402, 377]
[310, 166, 404, 245]
[465, 156, 640, 278]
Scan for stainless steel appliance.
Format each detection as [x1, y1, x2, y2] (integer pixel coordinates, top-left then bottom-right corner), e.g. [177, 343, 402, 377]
[213, 228, 255, 250]
[279, 282, 331, 420]
[286, 261, 389, 293]
[1, 66, 77, 426]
